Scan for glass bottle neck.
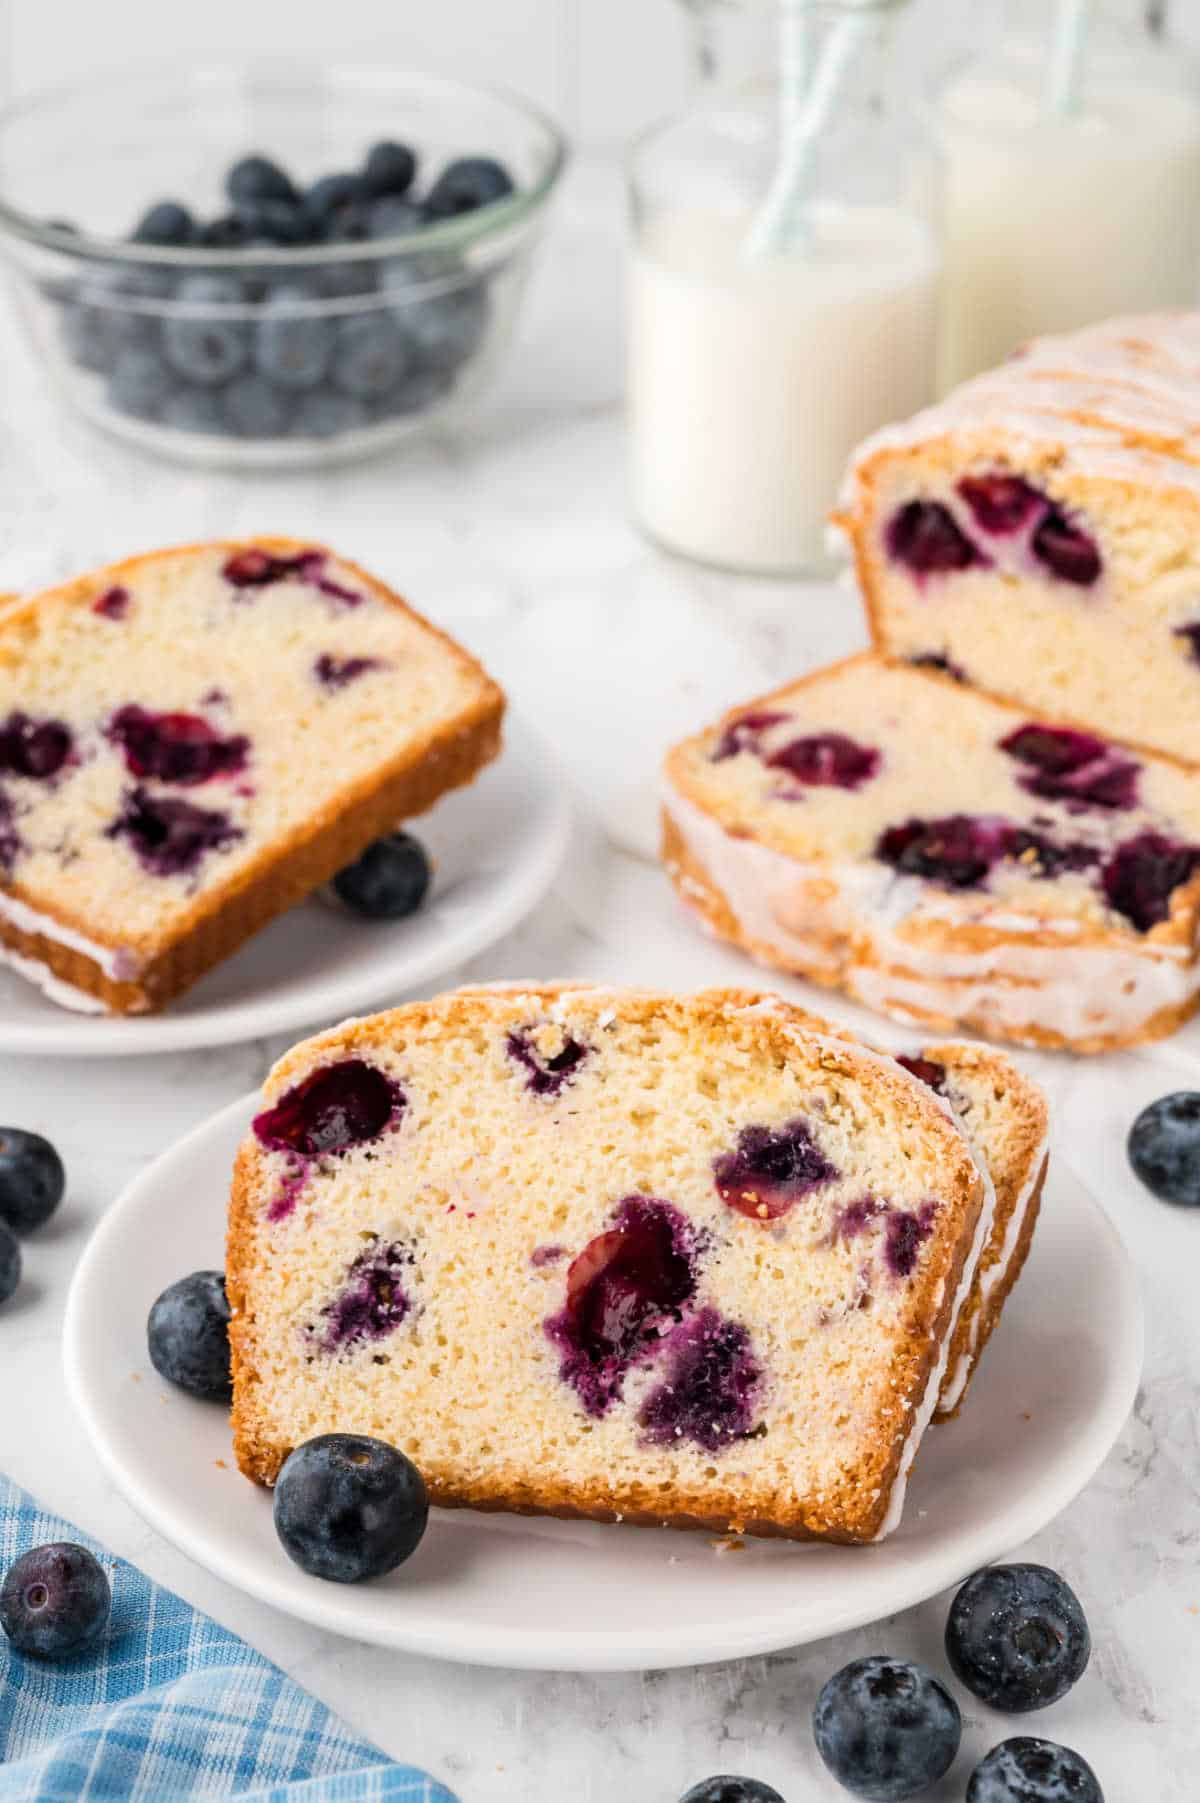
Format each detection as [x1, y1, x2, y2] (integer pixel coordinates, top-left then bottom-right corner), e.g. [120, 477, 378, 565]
[1004, 0, 1161, 45]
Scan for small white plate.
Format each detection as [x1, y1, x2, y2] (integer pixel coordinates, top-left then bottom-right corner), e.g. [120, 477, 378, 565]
[64, 1101, 1143, 1673]
[0, 719, 569, 1057]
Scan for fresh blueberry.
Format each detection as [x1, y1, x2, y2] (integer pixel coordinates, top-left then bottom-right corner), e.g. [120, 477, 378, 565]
[196, 213, 259, 249]
[362, 140, 418, 200]
[162, 386, 228, 435]
[303, 172, 367, 225]
[107, 344, 172, 420]
[60, 266, 168, 370]
[224, 373, 293, 437]
[315, 200, 373, 245]
[424, 155, 515, 217]
[366, 197, 425, 241]
[813, 1656, 961, 1800]
[0, 1542, 110, 1660]
[0, 1222, 19, 1306]
[146, 1271, 233, 1400]
[232, 198, 313, 246]
[370, 366, 453, 419]
[946, 1565, 1091, 1713]
[253, 286, 333, 390]
[0, 1130, 65, 1234]
[307, 259, 378, 301]
[402, 281, 488, 374]
[273, 1433, 428, 1582]
[1127, 1092, 1200, 1207]
[131, 199, 194, 245]
[292, 389, 369, 438]
[162, 274, 248, 385]
[330, 313, 411, 399]
[679, 1781, 786, 1803]
[967, 1738, 1103, 1802]
[227, 153, 297, 207]
[333, 832, 431, 919]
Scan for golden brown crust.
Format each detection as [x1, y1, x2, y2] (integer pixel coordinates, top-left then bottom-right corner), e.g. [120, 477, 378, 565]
[662, 802, 1200, 1053]
[0, 538, 505, 1013]
[226, 987, 985, 1543]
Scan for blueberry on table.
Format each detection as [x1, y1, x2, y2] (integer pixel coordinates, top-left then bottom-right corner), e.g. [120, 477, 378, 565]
[1127, 1092, 1200, 1206]
[946, 1564, 1090, 1713]
[333, 832, 432, 919]
[273, 1434, 428, 1582]
[131, 199, 194, 246]
[967, 1738, 1104, 1802]
[0, 1221, 20, 1306]
[0, 1128, 65, 1234]
[147, 1270, 232, 1401]
[0, 1542, 110, 1660]
[813, 1656, 961, 1800]
[226, 152, 297, 207]
[679, 1780, 787, 1803]
[424, 156, 515, 218]
[162, 274, 248, 386]
[362, 139, 417, 200]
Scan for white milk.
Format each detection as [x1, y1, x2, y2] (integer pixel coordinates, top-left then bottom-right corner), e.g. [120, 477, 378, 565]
[938, 70, 1200, 390]
[627, 203, 941, 574]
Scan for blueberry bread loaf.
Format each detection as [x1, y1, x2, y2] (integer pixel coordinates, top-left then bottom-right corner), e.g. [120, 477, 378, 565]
[0, 539, 503, 1013]
[834, 312, 1200, 767]
[227, 986, 988, 1543]
[663, 654, 1200, 1051]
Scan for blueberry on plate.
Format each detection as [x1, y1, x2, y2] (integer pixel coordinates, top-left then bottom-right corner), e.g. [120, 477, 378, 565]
[362, 139, 417, 200]
[226, 153, 297, 208]
[147, 1270, 232, 1401]
[273, 1434, 428, 1582]
[253, 285, 334, 390]
[0, 1221, 20, 1306]
[329, 313, 411, 399]
[162, 274, 248, 386]
[1127, 1092, 1200, 1206]
[946, 1565, 1090, 1713]
[108, 344, 173, 420]
[333, 832, 432, 919]
[813, 1656, 961, 1800]
[0, 1542, 110, 1659]
[131, 199, 194, 246]
[424, 155, 515, 218]
[679, 1779, 786, 1803]
[967, 1737, 1103, 1802]
[0, 1128, 65, 1234]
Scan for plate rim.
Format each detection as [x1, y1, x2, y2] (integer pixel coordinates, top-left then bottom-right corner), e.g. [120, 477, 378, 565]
[64, 1100, 1144, 1672]
[0, 715, 570, 1058]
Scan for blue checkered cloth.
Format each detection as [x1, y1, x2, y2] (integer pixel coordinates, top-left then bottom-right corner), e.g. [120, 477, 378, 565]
[0, 1478, 459, 1802]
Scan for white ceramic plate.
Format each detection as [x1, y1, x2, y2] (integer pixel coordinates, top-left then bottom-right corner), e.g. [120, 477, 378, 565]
[0, 719, 568, 1057]
[64, 1102, 1143, 1672]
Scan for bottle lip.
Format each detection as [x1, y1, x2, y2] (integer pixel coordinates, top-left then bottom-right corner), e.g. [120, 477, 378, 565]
[925, 30, 1200, 136]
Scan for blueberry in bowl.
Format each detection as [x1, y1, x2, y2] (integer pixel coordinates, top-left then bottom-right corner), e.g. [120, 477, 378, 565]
[0, 64, 567, 468]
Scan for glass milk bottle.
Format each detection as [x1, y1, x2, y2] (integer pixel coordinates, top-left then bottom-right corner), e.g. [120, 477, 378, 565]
[936, 0, 1200, 390]
[627, 0, 941, 576]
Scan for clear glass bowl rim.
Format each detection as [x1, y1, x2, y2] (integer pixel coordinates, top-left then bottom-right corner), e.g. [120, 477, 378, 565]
[0, 57, 569, 271]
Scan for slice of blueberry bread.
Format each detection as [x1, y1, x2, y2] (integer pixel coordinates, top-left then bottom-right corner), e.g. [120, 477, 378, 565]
[834, 311, 1200, 767]
[663, 653, 1200, 1052]
[0, 538, 503, 1012]
[227, 986, 987, 1543]
[690, 991, 1047, 1421]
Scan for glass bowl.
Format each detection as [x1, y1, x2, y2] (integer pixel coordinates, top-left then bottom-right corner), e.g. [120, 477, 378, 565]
[0, 62, 568, 467]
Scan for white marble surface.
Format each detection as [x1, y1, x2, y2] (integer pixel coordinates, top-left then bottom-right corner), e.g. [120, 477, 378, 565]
[1, 159, 1199, 1800]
